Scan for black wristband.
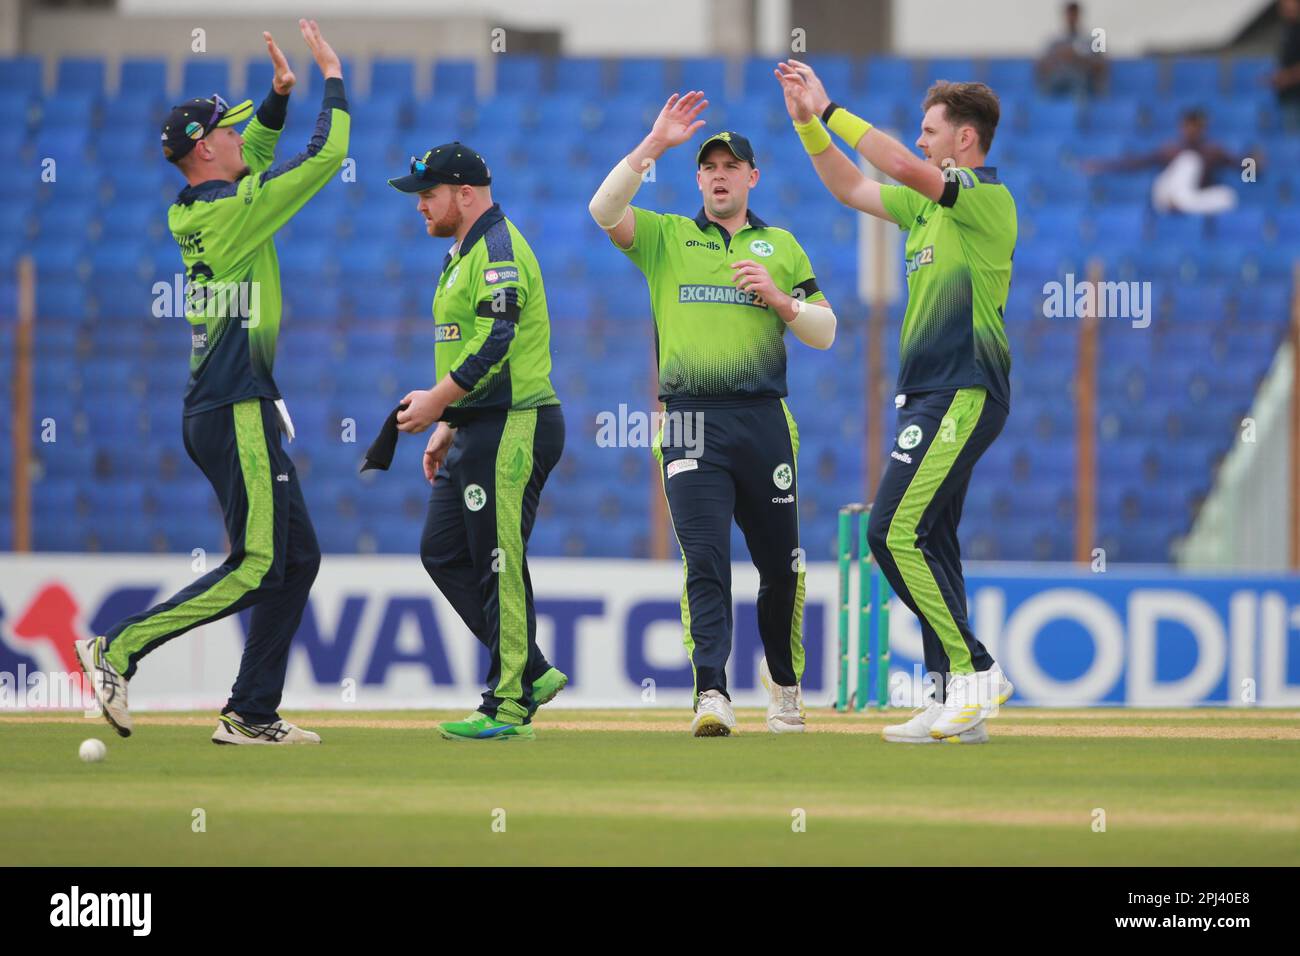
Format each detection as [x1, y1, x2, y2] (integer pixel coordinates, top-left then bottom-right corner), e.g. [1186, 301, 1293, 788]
[322, 76, 348, 112]
[256, 89, 289, 131]
[821, 101, 840, 124]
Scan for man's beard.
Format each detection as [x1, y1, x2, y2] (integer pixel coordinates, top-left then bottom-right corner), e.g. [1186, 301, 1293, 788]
[431, 204, 461, 238]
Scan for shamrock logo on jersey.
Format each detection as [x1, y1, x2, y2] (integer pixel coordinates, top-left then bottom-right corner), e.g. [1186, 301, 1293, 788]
[444, 264, 461, 289]
[464, 484, 488, 512]
[898, 424, 924, 450]
[772, 463, 793, 490]
[750, 239, 774, 257]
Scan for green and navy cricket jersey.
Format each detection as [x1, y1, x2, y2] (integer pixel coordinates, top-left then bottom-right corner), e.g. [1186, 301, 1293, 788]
[616, 207, 825, 403]
[432, 203, 559, 422]
[878, 166, 1016, 410]
[168, 79, 350, 415]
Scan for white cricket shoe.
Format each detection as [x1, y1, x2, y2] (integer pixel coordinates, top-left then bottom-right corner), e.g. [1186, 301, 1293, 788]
[758, 658, 805, 734]
[691, 689, 737, 737]
[75, 637, 132, 738]
[882, 702, 988, 744]
[929, 665, 1012, 740]
[212, 712, 322, 745]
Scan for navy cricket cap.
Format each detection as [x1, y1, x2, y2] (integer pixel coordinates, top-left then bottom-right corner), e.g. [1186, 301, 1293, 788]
[388, 142, 492, 192]
[696, 130, 757, 167]
[160, 93, 254, 163]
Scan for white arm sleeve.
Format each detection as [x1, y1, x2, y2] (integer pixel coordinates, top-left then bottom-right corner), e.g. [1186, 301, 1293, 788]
[588, 157, 647, 229]
[786, 300, 837, 350]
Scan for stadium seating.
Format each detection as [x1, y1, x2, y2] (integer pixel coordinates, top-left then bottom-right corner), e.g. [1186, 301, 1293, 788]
[1, 53, 1294, 564]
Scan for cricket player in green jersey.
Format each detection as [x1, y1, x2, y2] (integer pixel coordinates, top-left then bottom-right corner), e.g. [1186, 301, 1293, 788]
[388, 143, 566, 742]
[76, 20, 349, 746]
[589, 92, 839, 738]
[776, 61, 1016, 742]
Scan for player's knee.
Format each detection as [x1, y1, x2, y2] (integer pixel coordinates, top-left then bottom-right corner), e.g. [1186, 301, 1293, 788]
[867, 509, 892, 560]
[292, 542, 322, 586]
[419, 541, 455, 582]
[230, 550, 282, 594]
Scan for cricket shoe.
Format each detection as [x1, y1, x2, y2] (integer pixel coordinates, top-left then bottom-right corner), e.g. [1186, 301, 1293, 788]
[532, 666, 569, 708]
[691, 689, 736, 737]
[74, 637, 132, 738]
[212, 712, 321, 745]
[438, 712, 535, 741]
[929, 665, 1011, 740]
[882, 702, 988, 744]
[758, 658, 805, 734]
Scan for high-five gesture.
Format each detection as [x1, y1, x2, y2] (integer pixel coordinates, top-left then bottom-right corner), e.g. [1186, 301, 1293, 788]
[263, 32, 296, 94]
[298, 18, 342, 80]
[775, 67, 813, 124]
[776, 60, 832, 119]
[647, 91, 709, 152]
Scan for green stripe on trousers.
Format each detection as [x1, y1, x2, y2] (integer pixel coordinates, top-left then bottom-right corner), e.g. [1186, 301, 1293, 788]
[885, 387, 986, 675]
[780, 399, 807, 681]
[492, 408, 538, 721]
[652, 423, 698, 698]
[106, 399, 275, 674]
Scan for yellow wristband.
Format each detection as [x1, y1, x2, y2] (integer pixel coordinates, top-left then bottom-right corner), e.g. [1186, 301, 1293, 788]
[793, 116, 832, 155]
[826, 107, 873, 149]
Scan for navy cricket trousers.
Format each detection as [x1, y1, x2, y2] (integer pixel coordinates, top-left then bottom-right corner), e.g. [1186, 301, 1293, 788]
[654, 397, 806, 701]
[420, 405, 565, 724]
[867, 386, 1006, 700]
[103, 397, 321, 724]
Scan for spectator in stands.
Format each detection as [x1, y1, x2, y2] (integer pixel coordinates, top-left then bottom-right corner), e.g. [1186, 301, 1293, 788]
[1272, 0, 1300, 132]
[1036, 2, 1107, 98]
[1082, 108, 1239, 214]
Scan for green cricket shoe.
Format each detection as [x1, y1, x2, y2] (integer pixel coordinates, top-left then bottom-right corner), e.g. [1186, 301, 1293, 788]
[438, 712, 536, 742]
[532, 667, 569, 708]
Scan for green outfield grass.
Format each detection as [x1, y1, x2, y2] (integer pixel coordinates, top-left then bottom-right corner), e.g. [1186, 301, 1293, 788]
[3, 709, 1298, 866]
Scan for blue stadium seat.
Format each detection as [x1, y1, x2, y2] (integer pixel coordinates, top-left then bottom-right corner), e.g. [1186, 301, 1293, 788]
[433, 59, 476, 98]
[1150, 213, 1207, 245]
[180, 60, 230, 97]
[496, 54, 544, 95]
[615, 58, 670, 96]
[985, 58, 1034, 91]
[1209, 207, 1268, 244]
[1108, 59, 1161, 96]
[119, 58, 168, 94]
[554, 57, 606, 94]
[57, 57, 106, 93]
[0, 57, 43, 95]
[675, 57, 727, 97]
[863, 57, 910, 93]
[920, 57, 977, 87]
[1169, 58, 1222, 98]
[370, 58, 416, 97]
[1228, 57, 1274, 96]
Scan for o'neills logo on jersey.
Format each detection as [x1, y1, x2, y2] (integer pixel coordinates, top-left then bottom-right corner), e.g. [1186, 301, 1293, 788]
[677, 285, 766, 307]
[684, 239, 721, 251]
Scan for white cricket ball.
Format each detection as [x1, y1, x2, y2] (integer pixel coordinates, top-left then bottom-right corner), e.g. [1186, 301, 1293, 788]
[79, 738, 107, 763]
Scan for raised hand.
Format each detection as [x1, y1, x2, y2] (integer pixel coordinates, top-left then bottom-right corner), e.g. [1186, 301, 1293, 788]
[777, 60, 832, 118]
[774, 67, 813, 123]
[648, 91, 709, 151]
[263, 31, 295, 94]
[298, 18, 342, 80]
